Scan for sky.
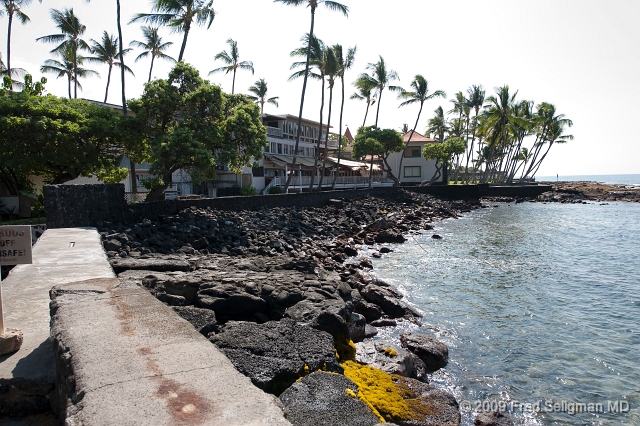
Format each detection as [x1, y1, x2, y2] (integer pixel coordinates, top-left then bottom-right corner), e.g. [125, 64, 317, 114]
[3, 0, 639, 176]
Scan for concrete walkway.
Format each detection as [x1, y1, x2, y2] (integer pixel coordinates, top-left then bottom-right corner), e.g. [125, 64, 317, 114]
[0, 228, 115, 388]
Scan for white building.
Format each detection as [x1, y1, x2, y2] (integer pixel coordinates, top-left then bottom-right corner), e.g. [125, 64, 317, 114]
[385, 131, 442, 185]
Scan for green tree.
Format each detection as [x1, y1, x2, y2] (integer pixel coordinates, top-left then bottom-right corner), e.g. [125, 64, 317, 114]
[358, 56, 401, 127]
[422, 137, 466, 183]
[247, 78, 278, 115]
[331, 43, 356, 189]
[355, 126, 404, 185]
[40, 43, 98, 99]
[36, 8, 89, 99]
[351, 75, 376, 127]
[130, 0, 216, 62]
[0, 90, 143, 188]
[130, 26, 176, 82]
[0, 51, 25, 90]
[209, 38, 254, 95]
[273, 0, 348, 193]
[427, 106, 452, 183]
[397, 75, 445, 186]
[86, 31, 134, 103]
[1, 0, 40, 89]
[128, 62, 267, 201]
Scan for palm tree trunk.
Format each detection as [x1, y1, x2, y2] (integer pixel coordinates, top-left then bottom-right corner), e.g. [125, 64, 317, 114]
[318, 82, 334, 191]
[309, 76, 325, 191]
[368, 154, 374, 188]
[117, 0, 127, 114]
[396, 101, 424, 187]
[67, 74, 71, 99]
[374, 89, 383, 127]
[332, 75, 346, 189]
[362, 101, 370, 127]
[232, 68, 236, 94]
[7, 13, 12, 89]
[73, 42, 78, 99]
[104, 64, 112, 103]
[284, 6, 316, 192]
[148, 54, 155, 82]
[178, 23, 190, 62]
[465, 111, 478, 183]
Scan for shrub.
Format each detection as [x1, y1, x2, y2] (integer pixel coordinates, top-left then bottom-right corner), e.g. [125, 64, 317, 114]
[239, 185, 257, 196]
[268, 186, 282, 194]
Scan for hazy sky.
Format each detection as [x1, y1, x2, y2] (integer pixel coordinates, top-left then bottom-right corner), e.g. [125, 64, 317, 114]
[4, 0, 639, 176]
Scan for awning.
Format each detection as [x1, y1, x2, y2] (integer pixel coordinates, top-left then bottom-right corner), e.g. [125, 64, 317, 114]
[265, 154, 317, 168]
[326, 157, 380, 171]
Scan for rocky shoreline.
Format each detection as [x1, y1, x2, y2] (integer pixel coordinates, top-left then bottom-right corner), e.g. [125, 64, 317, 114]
[537, 181, 640, 203]
[96, 190, 512, 425]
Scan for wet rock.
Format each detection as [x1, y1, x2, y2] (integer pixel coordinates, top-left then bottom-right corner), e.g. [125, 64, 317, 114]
[474, 410, 516, 426]
[347, 313, 367, 343]
[344, 246, 358, 257]
[210, 319, 341, 395]
[172, 306, 217, 335]
[360, 285, 406, 318]
[379, 247, 393, 254]
[400, 332, 449, 373]
[197, 293, 267, 321]
[280, 372, 379, 426]
[375, 230, 406, 244]
[353, 299, 383, 323]
[285, 297, 350, 339]
[432, 234, 442, 239]
[370, 318, 397, 327]
[355, 340, 424, 381]
[391, 377, 460, 426]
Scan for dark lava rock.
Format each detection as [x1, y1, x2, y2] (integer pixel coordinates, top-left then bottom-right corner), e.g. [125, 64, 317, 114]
[400, 332, 449, 373]
[364, 324, 378, 338]
[344, 246, 358, 257]
[375, 230, 406, 244]
[355, 340, 424, 380]
[370, 318, 397, 327]
[172, 306, 217, 335]
[209, 319, 342, 395]
[285, 297, 350, 339]
[432, 234, 443, 240]
[197, 293, 267, 321]
[347, 313, 366, 343]
[110, 257, 190, 274]
[474, 411, 515, 426]
[103, 239, 122, 252]
[391, 377, 460, 426]
[379, 247, 393, 254]
[354, 299, 383, 323]
[279, 372, 379, 426]
[360, 285, 406, 318]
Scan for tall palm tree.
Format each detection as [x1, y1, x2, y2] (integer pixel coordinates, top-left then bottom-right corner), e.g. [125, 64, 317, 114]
[351, 75, 376, 127]
[290, 34, 327, 191]
[331, 44, 356, 189]
[273, 0, 348, 192]
[524, 103, 573, 178]
[86, 31, 133, 103]
[465, 85, 485, 182]
[40, 44, 97, 99]
[247, 78, 278, 115]
[397, 75, 445, 185]
[427, 106, 449, 182]
[317, 45, 339, 191]
[359, 56, 400, 127]
[36, 8, 89, 99]
[0, 50, 25, 89]
[131, 0, 215, 63]
[1, 0, 38, 89]
[130, 26, 176, 82]
[209, 38, 253, 94]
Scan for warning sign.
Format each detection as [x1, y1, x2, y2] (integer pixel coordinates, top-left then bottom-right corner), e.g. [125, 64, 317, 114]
[0, 226, 33, 265]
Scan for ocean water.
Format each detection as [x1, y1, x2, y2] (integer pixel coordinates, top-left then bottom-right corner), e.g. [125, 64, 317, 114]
[536, 174, 640, 186]
[368, 201, 640, 425]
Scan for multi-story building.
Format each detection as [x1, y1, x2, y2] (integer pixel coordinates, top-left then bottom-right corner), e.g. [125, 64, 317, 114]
[385, 131, 442, 185]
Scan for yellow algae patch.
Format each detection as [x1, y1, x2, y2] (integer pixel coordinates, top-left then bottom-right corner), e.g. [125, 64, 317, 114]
[334, 337, 357, 362]
[384, 347, 398, 357]
[345, 388, 357, 398]
[341, 361, 410, 423]
[304, 364, 310, 374]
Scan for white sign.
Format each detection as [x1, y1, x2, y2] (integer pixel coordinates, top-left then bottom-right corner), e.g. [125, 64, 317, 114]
[0, 226, 33, 266]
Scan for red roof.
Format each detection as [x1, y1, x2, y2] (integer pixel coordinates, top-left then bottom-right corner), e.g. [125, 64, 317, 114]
[344, 127, 354, 143]
[403, 130, 436, 143]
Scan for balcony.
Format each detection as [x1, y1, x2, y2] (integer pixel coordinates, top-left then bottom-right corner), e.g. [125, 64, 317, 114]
[266, 126, 283, 138]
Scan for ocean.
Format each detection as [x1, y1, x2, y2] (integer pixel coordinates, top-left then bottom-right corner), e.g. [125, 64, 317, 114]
[367, 201, 640, 425]
[536, 174, 640, 186]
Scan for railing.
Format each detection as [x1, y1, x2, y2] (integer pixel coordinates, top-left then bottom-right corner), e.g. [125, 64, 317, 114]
[266, 127, 283, 138]
[270, 175, 393, 190]
[125, 192, 147, 204]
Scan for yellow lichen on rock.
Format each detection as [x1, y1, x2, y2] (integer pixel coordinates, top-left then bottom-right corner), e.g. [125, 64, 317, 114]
[345, 388, 357, 398]
[341, 361, 411, 423]
[334, 336, 357, 362]
[384, 347, 398, 357]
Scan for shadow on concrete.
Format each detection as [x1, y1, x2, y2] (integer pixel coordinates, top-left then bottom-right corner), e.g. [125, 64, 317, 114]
[10, 339, 55, 382]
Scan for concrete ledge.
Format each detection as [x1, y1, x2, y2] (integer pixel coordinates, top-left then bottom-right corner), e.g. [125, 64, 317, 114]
[50, 278, 291, 426]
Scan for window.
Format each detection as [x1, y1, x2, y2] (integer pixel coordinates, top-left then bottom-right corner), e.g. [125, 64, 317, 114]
[305, 148, 310, 157]
[404, 166, 422, 178]
[270, 142, 277, 153]
[405, 147, 422, 158]
[277, 143, 283, 154]
[283, 144, 289, 155]
[252, 167, 265, 177]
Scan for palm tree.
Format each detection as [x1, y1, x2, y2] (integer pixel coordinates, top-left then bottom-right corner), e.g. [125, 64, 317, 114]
[130, 26, 176, 82]
[0, 51, 25, 90]
[36, 8, 89, 99]
[317, 45, 339, 191]
[40, 44, 98, 99]
[86, 31, 133, 103]
[331, 44, 356, 189]
[290, 34, 327, 191]
[1, 0, 38, 89]
[465, 85, 485, 182]
[247, 78, 278, 115]
[359, 56, 401, 127]
[427, 106, 449, 182]
[273, 0, 348, 193]
[209, 38, 253, 94]
[397, 75, 445, 185]
[351, 75, 376, 127]
[524, 103, 573, 178]
[130, 0, 215, 63]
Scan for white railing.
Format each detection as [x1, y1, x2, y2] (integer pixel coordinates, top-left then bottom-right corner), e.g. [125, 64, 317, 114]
[266, 127, 283, 138]
[270, 175, 393, 190]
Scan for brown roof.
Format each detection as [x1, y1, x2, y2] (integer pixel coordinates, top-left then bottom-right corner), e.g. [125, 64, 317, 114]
[402, 130, 436, 143]
[344, 127, 354, 142]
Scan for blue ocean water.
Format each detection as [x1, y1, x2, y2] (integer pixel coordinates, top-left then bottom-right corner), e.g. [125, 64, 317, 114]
[368, 201, 640, 425]
[536, 174, 640, 186]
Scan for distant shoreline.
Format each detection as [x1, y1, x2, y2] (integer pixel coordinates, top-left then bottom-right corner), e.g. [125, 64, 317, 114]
[537, 181, 640, 202]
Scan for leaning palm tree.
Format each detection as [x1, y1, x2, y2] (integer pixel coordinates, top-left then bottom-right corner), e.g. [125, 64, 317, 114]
[273, 0, 348, 192]
[86, 31, 134, 103]
[464, 85, 485, 183]
[40, 44, 98, 99]
[130, 0, 215, 62]
[359, 56, 401, 127]
[317, 45, 339, 191]
[1, 0, 39, 89]
[351, 75, 376, 127]
[396, 75, 446, 185]
[36, 8, 89, 99]
[209, 38, 253, 94]
[130, 26, 176, 82]
[331, 44, 356, 189]
[247, 78, 278, 115]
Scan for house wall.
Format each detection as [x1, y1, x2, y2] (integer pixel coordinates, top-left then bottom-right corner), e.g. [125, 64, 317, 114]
[386, 146, 441, 184]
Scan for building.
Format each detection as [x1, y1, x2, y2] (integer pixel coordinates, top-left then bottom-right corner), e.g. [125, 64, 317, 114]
[385, 131, 441, 185]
